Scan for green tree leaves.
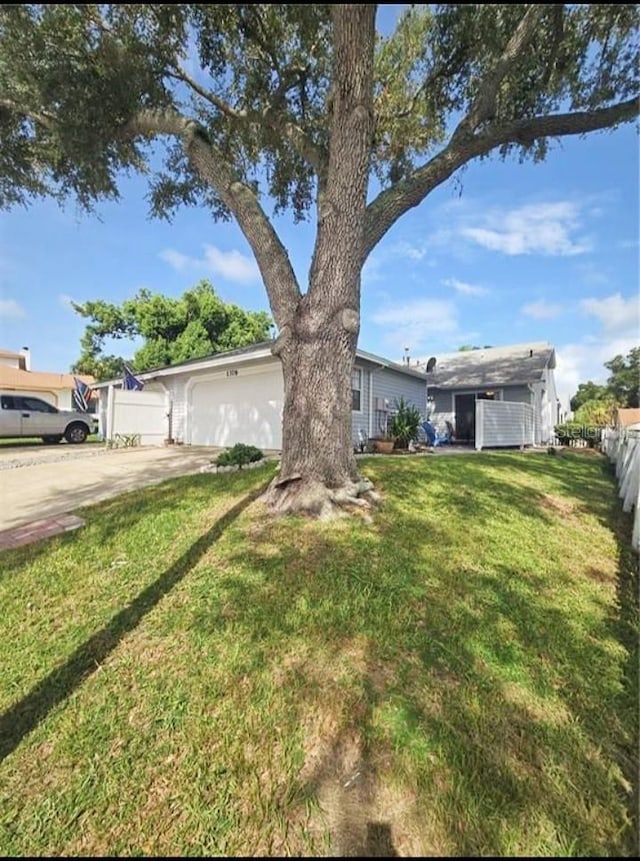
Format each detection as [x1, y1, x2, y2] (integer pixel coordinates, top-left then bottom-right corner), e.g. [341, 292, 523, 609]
[1, 5, 637, 221]
[604, 347, 640, 408]
[570, 381, 610, 413]
[570, 347, 640, 414]
[71, 280, 271, 380]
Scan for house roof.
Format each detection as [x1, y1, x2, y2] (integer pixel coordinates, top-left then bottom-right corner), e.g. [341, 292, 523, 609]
[0, 366, 94, 392]
[91, 341, 428, 387]
[424, 342, 556, 389]
[0, 348, 27, 369]
[616, 407, 640, 428]
[354, 348, 427, 380]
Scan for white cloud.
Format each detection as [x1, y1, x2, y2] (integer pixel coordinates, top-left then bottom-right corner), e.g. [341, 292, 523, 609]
[443, 277, 489, 297]
[202, 245, 259, 283]
[371, 299, 459, 352]
[0, 299, 26, 319]
[553, 293, 639, 410]
[580, 292, 639, 335]
[521, 300, 563, 320]
[160, 243, 260, 285]
[555, 333, 639, 412]
[159, 249, 191, 271]
[393, 240, 428, 261]
[462, 201, 591, 257]
[376, 237, 444, 267]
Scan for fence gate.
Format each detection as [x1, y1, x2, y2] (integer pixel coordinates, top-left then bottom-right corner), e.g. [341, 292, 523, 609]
[475, 400, 535, 451]
[105, 387, 170, 446]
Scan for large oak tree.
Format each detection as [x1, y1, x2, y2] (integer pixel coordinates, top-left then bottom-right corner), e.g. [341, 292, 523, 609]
[1, 4, 638, 515]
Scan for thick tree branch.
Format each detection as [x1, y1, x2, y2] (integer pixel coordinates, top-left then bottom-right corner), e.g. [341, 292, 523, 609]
[126, 109, 301, 328]
[167, 65, 327, 188]
[364, 95, 640, 259]
[453, 4, 551, 140]
[167, 67, 247, 120]
[0, 98, 55, 129]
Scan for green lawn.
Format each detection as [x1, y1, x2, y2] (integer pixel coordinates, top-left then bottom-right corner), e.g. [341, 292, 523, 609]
[0, 452, 637, 856]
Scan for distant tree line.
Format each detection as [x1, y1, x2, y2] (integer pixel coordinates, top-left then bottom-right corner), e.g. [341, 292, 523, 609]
[569, 347, 639, 424]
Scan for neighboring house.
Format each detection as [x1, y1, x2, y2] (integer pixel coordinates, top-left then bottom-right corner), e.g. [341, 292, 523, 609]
[424, 342, 559, 447]
[615, 407, 640, 431]
[0, 347, 95, 411]
[92, 341, 427, 449]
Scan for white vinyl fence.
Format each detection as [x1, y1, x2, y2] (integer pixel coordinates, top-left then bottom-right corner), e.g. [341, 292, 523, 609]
[103, 386, 170, 446]
[475, 400, 535, 451]
[602, 427, 640, 554]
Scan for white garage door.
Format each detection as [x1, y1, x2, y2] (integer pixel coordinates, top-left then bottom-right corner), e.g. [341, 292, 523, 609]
[189, 367, 284, 449]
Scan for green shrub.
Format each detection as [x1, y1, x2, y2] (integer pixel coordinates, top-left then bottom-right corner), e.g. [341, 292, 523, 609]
[216, 443, 264, 468]
[389, 396, 422, 450]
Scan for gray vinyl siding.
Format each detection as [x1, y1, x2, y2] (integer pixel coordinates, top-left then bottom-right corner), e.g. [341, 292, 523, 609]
[501, 385, 533, 404]
[429, 390, 453, 414]
[428, 389, 454, 436]
[368, 367, 426, 439]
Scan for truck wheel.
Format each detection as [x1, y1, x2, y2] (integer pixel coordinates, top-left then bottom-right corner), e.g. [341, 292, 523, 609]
[65, 423, 88, 444]
[42, 435, 63, 444]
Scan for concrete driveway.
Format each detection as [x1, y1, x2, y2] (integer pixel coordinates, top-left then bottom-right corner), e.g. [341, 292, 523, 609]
[0, 445, 221, 532]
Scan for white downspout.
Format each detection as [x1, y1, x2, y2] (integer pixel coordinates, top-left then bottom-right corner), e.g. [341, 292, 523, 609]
[528, 382, 542, 445]
[106, 385, 115, 443]
[475, 399, 483, 451]
[368, 368, 375, 438]
[151, 378, 173, 444]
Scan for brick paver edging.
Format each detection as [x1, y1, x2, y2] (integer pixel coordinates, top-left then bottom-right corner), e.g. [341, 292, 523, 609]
[0, 514, 85, 551]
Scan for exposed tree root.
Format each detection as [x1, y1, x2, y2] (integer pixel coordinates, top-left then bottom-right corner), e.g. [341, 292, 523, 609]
[261, 475, 381, 520]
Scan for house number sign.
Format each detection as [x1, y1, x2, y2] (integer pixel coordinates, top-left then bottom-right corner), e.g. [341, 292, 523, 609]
[226, 369, 239, 376]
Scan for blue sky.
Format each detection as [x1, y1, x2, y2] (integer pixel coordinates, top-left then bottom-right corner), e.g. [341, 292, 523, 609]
[0, 11, 638, 411]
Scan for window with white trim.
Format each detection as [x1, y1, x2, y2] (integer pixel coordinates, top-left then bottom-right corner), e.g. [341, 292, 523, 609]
[351, 368, 362, 412]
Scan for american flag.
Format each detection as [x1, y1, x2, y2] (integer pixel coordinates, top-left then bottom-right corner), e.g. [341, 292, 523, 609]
[123, 365, 145, 391]
[72, 377, 92, 412]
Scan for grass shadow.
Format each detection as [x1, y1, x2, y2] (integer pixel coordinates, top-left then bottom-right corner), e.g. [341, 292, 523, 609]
[0, 465, 276, 575]
[0, 478, 269, 763]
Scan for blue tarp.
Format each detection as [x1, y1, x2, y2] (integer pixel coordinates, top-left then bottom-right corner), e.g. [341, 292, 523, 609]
[422, 420, 450, 446]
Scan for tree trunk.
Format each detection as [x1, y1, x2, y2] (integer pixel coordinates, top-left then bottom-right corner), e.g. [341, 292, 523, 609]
[263, 297, 376, 518]
[261, 5, 376, 518]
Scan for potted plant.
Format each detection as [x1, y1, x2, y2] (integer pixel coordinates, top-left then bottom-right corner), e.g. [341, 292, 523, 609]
[371, 434, 395, 454]
[389, 397, 422, 450]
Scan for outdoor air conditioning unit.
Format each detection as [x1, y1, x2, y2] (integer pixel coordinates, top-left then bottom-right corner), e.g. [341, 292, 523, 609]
[375, 397, 390, 411]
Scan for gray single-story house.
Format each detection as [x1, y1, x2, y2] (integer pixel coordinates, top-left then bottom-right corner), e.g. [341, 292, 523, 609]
[425, 341, 560, 446]
[93, 341, 427, 450]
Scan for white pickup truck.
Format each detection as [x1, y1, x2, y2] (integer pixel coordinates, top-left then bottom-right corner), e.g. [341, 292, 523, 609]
[0, 392, 98, 444]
